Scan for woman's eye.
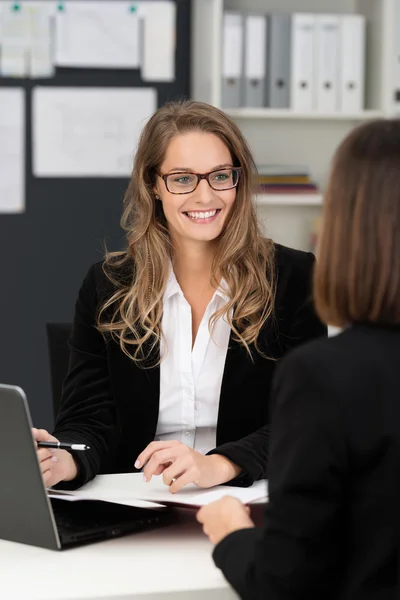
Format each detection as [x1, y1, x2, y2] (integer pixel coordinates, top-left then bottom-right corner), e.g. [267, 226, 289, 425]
[174, 176, 192, 184]
[213, 173, 229, 181]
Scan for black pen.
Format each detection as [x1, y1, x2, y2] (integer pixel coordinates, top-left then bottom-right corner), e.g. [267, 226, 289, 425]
[37, 441, 90, 451]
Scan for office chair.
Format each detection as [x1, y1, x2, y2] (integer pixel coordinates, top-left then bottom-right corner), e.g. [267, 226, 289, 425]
[46, 323, 72, 421]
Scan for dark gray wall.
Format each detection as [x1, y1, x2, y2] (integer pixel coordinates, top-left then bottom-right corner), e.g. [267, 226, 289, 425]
[0, 0, 191, 430]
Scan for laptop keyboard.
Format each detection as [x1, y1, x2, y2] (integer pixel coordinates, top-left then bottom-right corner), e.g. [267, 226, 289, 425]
[50, 498, 169, 542]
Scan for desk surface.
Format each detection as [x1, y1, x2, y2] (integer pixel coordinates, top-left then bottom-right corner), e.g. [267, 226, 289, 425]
[0, 474, 267, 600]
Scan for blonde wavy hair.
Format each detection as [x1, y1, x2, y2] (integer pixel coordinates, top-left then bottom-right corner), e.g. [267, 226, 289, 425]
[98, 99, 276, 365]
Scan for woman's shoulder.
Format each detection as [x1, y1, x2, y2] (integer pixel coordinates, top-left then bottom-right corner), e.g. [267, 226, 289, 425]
[272, 242, 315, 303]
[82, 254, 135, 299]
[273, 242, 315, 276]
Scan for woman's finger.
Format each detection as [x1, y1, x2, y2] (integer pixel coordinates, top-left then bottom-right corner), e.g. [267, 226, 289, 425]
[143, 448, 180, 481]
[37, 448, 53, 463]
[135, 440, 180, 470]
[32, 428, 51, 442]
[149, 463, 169, 478]
[42, 467, 54, 486]
[169, 467, 197, 493]
[162, 457, 192, 487]
[40, 456, 57, 473]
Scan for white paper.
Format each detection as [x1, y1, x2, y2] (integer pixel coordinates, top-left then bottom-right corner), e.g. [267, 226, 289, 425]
[138, 1, 176, 81]
[0, 88, 25, 213]
[57, 474, 268, 508]
[33, 87, 157, 177]
[0, 2, 30, 77]
[0, 2, 55, 78]
[27, 2, 55, 78]
[48, 491, 164, 510]
[55, 1, 140, 69]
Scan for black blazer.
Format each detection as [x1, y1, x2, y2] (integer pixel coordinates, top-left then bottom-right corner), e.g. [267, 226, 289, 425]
[213, 324, 400, 600]
[53, 244, 326, 489]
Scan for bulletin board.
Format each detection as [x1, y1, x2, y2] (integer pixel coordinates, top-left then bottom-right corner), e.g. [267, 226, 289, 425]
[0, 0, 191, 429]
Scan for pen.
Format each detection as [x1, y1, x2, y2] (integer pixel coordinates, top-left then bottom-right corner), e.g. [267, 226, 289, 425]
[37, 441, 90, 451]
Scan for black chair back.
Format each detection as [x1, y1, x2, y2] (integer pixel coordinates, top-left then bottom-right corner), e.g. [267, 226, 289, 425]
[46, 323, 72, 421]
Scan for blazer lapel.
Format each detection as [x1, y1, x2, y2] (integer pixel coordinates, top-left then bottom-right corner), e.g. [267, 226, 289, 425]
[216, 334, 249, 445]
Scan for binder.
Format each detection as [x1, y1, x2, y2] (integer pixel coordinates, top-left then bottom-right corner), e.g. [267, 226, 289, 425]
[290, 13, 316, 111]
[267, 13, 291, 108]
[243, 13, 267, 108]
[339, 15, 366, 113]
[221, 12, 244, 108]
[315, 14, 340, 112]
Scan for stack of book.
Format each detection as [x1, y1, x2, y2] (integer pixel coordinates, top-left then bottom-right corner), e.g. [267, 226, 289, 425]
[256, 164, 320, 195]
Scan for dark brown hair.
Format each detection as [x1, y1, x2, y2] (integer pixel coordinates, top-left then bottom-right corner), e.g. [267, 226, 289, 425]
[314, 118, 400, 327]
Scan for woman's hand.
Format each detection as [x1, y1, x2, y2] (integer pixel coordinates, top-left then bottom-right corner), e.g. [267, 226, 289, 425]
[197, 496, 255, 545]
[32, 428, 78, 488]
[135, 440, 242, 493]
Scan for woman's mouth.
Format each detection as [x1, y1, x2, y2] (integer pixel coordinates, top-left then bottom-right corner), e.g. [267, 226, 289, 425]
[182, 209, 221, 223]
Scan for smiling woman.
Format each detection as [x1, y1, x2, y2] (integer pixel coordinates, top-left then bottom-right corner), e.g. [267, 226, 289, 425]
[32, 100, 326, 493]
[154, 134, 238, 244]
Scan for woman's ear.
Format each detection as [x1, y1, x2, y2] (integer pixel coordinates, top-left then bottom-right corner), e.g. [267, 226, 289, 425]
[153, 186, 161, 201]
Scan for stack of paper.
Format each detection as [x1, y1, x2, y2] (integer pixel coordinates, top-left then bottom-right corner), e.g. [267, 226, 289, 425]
[51, 473, 268, 509]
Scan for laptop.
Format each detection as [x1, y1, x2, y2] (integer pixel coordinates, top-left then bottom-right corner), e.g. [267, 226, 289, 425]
[0, 384, 172, 550]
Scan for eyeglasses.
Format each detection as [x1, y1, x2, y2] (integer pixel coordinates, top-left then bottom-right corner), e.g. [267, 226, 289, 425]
[158, 167, 242, 195]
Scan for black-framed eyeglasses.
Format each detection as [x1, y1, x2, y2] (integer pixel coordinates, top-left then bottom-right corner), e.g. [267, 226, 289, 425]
[158, 167, 242, 195]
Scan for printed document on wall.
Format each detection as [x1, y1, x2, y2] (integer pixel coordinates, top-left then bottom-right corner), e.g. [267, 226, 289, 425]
[0, 2, 30, 77]
[0, 1, 55, 78]
[32, 87, 157, 177]
[138, 1, 176, 81]
[0, 89, 25, 213]
[55, 1, 140, 69]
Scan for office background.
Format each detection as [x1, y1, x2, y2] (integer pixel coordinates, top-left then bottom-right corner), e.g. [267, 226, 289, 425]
[0, 0, 191, 429]
[0, 0, 398, 429]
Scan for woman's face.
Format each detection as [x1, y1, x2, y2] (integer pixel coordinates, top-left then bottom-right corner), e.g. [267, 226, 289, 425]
[154, 131, 238, 245]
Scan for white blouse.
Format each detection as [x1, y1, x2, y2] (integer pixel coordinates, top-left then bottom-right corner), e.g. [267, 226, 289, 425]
[155, 269, 231, 455]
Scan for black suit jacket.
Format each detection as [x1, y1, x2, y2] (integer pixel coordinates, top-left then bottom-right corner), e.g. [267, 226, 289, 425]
[214, 324, 400, 600]
[53, 244, 326, 489]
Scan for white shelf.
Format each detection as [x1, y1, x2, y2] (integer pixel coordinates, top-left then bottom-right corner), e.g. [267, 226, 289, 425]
[256, 194, 323, 206]
[191, 0, 395, 251]
[225, 108, 386, 121]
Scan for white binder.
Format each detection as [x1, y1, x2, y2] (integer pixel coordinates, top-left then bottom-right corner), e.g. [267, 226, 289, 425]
[339, 15, 366, 113]
[221, 12, 244, 108]
[315, 14, 340, 112]
[290, 13, 316, 111]
[243, 14, 267, 108]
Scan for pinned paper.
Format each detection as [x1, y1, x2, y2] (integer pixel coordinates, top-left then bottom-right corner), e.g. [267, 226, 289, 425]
[55, 1, 140, 69]
[0, 88, 25, 213]
[138, 1, 176, 81]
[0, 1, 55, 78]
[28, 2, 55, 78]
[33, 86, 157, 177]
[0, 2, 30, 77]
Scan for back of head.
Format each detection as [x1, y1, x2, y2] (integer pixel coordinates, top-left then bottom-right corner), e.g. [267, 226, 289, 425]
[315, 118, 400, 327]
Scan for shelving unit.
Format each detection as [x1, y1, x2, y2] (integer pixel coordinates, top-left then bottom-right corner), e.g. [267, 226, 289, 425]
[191, 0, 398, 251]
[225, 109, 386, 121]
[257, 194, 323, 206]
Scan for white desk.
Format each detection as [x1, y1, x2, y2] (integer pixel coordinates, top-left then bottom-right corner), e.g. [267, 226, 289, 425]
[0, 474, 266, 600]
